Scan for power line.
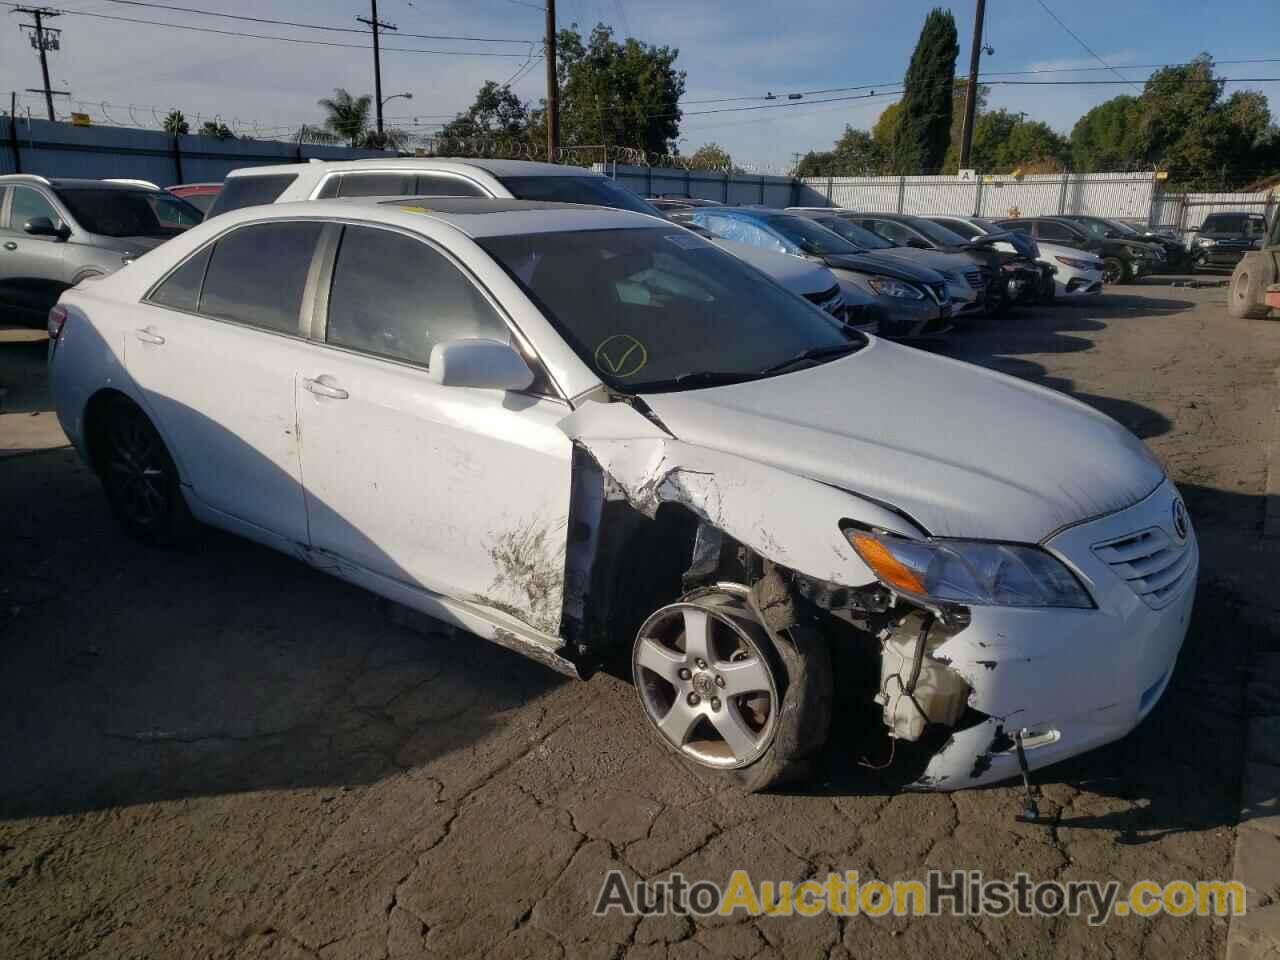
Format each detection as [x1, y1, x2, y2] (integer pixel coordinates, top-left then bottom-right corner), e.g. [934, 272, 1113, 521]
[37, 8, 535, 55]
[86, 0, 536, 43]
[1033, 0, 1142, 93]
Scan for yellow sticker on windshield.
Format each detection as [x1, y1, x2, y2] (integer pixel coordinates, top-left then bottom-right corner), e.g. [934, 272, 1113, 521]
[594, 334, 649, 378]
[399, 205, 432, 214]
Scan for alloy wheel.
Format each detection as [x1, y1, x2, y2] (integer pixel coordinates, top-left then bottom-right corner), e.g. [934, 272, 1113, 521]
[632, 598, 779, 769]
[105, 411, 171, 529]
[1102, 257, 1125, 285]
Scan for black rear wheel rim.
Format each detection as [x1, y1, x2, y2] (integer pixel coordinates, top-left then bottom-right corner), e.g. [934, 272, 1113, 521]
[106, 412, 170, 528]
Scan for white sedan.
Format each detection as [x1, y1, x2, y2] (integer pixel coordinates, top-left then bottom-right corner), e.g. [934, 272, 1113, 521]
[48, 198, 1195, 792]
[928, 215, 1105, 299]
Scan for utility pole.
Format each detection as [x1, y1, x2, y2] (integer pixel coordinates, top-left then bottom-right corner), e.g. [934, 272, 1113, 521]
[958, 0, 986, 171]
[545, 0, 559, 162]
[356, 0, 397, 136]
[13, 7, 63, 122]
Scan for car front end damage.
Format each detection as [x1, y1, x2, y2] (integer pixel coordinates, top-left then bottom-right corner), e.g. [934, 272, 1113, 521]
[561, 389, 1195, 792]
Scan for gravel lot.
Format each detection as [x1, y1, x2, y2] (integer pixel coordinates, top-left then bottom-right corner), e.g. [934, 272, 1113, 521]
[3, 282, 1280, 959]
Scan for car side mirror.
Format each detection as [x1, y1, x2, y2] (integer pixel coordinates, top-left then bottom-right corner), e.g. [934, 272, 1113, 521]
[1103, 230, 1119, 239]
[25, 217, 70, 240]
[428, 338, 534, 392]
[906, 238, 930, 249]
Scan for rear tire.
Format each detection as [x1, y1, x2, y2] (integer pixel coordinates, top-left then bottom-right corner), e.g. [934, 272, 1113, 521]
[631, 588, 832, 793]
[95, 398, 196, 545]
[1228, 262, 1269, 319]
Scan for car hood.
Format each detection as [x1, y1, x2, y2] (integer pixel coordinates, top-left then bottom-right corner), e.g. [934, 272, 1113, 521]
[871, 248, 982, 277]
[712, 238, 835, 296]
[640, 338, 1163, 542]
[817, 252, 945, 284]
[962, 230, 1038, 258]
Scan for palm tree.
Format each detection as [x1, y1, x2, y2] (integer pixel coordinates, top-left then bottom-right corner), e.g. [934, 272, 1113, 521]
[318, 89, 372, 147]
[163, 109, 189, 136]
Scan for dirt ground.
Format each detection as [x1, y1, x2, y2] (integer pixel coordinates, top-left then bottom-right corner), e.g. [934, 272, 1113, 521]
[3, 281, 1280, 959]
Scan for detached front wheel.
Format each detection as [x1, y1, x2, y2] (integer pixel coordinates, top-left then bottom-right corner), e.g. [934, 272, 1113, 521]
[631, 589, 831, 792]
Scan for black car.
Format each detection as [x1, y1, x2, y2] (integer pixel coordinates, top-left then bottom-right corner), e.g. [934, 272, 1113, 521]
[1192, 212, 1270, 271]
[1056, 215, 1189, 272]
[993, 216, 1164, 285]
[844, 212, 1045, 311]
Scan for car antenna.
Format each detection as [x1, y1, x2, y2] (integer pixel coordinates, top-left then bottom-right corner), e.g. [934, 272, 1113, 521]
[1013, 730, 1045, 825]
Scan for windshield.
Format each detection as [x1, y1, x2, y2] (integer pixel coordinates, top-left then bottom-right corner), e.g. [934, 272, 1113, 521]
[761, 214, 861, 255]
[933, 218, 984, 239]
[815, 216, 894, 249]
[1103, 219, 1139, 236]
[498, 175, 661, 216]
[479, 227, 860, 392]
[908, 217, 969, 246]
[57, 188, 203, 238]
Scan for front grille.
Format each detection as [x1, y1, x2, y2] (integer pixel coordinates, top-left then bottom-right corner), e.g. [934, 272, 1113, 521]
[1092, 527, 1194, 609]
[804, 284, 844, 317]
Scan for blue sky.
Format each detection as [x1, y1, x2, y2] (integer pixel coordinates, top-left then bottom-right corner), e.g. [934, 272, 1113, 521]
[2, 0, 1278, 170]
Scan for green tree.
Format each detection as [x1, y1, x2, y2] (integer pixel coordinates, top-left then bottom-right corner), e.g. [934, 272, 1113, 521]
[163, 110, 189, 136]
[961, 110, 1071, 172]
[796, 125, 891, 177]
[318, 88, 372, 147]
[1070, 96, 1143, 171]
[687, 142, 733, 170]
[890, 8, 959, 174]
[545, 24, 686, 155]
[199, 120, 234, 139]
[440, 81, 532, 141]
[1070, 55, 1278, 186]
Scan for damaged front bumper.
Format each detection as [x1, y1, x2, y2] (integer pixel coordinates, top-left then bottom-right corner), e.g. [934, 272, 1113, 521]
[906, 479, 1198, 791]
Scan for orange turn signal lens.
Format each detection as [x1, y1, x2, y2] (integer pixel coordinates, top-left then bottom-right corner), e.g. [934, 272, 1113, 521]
[848, 531, 928, 596]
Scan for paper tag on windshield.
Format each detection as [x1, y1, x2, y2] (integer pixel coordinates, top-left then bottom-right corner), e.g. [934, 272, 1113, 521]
[665, 233, 706, 251]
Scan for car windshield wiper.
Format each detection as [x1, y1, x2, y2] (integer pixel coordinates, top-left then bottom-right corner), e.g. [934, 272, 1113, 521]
[759, 341, 862, 375]
[631, 370, 764, 392]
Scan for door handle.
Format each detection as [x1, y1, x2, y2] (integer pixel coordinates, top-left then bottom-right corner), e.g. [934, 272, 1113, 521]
[134, 328, 165, 345]
[2, 242, 16, 251]
[303, 377, 349, 400]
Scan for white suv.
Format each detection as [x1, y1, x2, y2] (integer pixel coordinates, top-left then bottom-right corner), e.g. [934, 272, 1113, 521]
[207, 157, 877, 333]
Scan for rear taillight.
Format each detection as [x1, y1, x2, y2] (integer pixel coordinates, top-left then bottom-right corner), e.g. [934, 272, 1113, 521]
[48, 305, 68, 341]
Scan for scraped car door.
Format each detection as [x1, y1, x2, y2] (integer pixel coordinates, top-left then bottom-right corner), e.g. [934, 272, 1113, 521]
[294, 223, 574, 636]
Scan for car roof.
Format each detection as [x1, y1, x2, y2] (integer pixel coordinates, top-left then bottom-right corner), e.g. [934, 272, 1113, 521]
[0, 175, 156, 192]
[225, 196, 669, 238]
[224, 157, 595, 180]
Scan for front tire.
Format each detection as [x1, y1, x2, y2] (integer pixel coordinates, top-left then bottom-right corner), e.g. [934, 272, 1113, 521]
[1102, 257, 1127, 285]
[96, 399, 195, 545]
[1228, 261, 1269, 319]
[631, 589, 831, 792]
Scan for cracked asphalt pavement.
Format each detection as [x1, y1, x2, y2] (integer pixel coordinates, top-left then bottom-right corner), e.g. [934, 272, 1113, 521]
[3, 281, 1280, 959]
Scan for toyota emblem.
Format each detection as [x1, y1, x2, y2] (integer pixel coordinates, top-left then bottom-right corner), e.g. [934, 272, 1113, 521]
[1171, 499, 1189, 541]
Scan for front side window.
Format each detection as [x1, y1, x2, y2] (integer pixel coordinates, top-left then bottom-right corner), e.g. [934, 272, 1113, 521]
[7, 186, 61, 232]
[199, 221, 322, 334]
[480, 227, 859, 393]
[868, 219, 918, 246]
[54, 189, 201, 238]
[326, 225, 508, 367]
[205, 174, 298, 218]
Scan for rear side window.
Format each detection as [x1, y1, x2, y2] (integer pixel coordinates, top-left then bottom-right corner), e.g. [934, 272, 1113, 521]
[199, 221, 321, 334]
[334, 172, 415, 198]
[414, 174, 486, 197]
[325, 225, 508, 367]
[148, 245, 213, 312]
[205, 174, 298, 217]
[1037, 221, 1076, 242]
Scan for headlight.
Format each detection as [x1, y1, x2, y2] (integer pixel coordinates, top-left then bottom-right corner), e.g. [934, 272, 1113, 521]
[1126, 246, 1151, 258]
[1197, 237, 1216, 247]
[867, 277, 924, 300]
[1054, 255, 1100, 271]
[845, 528, 1093, 608]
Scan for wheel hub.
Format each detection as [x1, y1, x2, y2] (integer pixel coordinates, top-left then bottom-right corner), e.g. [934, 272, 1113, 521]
[691, 671, 715, 697]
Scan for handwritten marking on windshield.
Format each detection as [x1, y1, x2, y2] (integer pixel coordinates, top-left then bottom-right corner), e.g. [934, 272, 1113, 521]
[594, 334, 649, 378]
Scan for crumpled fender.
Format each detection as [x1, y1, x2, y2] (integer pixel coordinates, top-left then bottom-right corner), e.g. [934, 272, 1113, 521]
[558, 400, 923, 587]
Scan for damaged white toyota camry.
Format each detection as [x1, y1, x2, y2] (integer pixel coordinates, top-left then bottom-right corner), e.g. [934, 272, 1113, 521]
[48, 198, 1197, 793]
